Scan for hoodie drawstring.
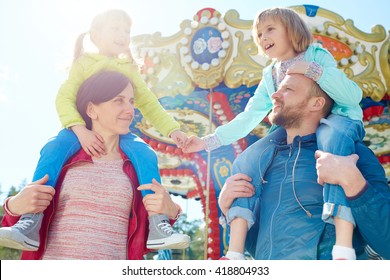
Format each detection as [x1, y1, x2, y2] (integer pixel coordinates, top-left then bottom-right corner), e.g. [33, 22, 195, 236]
[259, 144, 275, 184]
[292, 140, 313, 218]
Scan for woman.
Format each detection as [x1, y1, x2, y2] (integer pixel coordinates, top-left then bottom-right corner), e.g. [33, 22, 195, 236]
[1, 71, 185, 259]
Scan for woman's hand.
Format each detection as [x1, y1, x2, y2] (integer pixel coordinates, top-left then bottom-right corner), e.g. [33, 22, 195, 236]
[138, 179, 180, 219]
[7, 175, 55, 215]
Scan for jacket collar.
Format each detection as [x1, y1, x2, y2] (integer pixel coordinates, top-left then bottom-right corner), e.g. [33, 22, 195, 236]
[271, 129, 317, 147]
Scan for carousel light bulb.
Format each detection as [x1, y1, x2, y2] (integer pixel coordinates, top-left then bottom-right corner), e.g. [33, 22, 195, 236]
[184, 27, 192, 35]
[200, 16, 208, 24]
[201, 63, 210, 70]
[191, 21, 199, 29]
[218, 50, 226, 58]
[221, 31, 229, 39]
[210, 17, 218, 25]
[180, 37, 188, 45]
[218, 23, 226, 30]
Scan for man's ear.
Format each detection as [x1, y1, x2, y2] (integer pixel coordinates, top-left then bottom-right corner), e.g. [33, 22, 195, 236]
[86, 102, 98, 120]
[309, 97, 325, 112]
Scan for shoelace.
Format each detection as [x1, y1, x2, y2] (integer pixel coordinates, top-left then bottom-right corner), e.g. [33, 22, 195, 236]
[158, 221, 173, 234]
[14, 218, 35, 231]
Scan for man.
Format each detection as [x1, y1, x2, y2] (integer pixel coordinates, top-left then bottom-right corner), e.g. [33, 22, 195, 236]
[219, 73, 390, 259]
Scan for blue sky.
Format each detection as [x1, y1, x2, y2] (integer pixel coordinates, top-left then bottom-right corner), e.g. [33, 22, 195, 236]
[0, 0, 389, 217]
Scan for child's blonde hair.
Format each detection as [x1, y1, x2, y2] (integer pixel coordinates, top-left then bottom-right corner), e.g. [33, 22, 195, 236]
[252, 7, 313, 54]
[73, 9, 134, 62]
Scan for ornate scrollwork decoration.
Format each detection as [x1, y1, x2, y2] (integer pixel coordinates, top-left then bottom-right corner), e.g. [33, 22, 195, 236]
[178, 9, 234, 89]
[224, 31, 264, 88]
[291, 5, 389, 100]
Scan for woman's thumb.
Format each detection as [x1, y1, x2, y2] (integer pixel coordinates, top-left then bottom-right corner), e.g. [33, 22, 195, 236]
[30, 174, 49, 185]
[349, 154, 359, 163]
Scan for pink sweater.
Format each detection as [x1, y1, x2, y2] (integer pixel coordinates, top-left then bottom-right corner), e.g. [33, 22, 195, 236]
[42, 159, 133, 260]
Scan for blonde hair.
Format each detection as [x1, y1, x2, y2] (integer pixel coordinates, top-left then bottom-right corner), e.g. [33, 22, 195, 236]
[73, 9, 135, 62]
[252, 7, 313, 54]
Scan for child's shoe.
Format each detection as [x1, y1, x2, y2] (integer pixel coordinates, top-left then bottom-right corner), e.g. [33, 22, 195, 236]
[219, 256, 230, 260]
[146, 214, 190, 250]
[0, 213, 43, 251]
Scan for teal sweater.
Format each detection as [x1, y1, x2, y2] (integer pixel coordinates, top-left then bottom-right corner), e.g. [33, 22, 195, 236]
[215, 44, 363, 145]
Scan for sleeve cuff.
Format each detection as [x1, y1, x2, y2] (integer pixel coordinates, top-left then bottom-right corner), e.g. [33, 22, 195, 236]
[171, 203, 183, 220]
[346, 181, 369, 201]
[304, 62, 323, 82]
[202, 134, 222, 152]
[3, 197, 21, 217]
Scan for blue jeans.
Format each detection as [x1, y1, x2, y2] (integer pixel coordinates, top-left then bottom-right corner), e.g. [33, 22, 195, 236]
[32, 129, 154, 196]
[317, 114, 365, 226]
[226, 128, 285, 229]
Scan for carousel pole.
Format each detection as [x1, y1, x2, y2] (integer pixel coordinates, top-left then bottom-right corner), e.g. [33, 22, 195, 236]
[204, 87, 213, 260]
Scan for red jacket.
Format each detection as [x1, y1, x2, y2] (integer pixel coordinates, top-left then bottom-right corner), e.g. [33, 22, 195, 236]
[2, 149, 153, 259]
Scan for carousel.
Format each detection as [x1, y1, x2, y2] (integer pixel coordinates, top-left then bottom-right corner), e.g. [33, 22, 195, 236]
[129, 5, 390, 259]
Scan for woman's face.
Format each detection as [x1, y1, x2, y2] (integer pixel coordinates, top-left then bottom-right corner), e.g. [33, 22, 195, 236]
[90, 83, 135, 135]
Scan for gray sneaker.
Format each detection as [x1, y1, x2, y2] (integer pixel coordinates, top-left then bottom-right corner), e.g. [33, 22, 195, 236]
[0, 213, 43, 251]
[146, 214, 190, 250]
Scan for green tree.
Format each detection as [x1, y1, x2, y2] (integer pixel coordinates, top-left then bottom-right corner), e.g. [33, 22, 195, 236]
[0, 181, 24, 260]
[173, 214, 205, 260]
[145, 214, 205, 260]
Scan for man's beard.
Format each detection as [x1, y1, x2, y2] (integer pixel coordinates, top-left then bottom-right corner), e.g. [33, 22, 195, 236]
[269, 101, 307, 129]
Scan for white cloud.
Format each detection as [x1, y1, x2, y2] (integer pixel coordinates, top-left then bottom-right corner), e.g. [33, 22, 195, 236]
[0, 65, 19, 82]
[0, 66, 11, 80]
[0, 93, 8, 103]
[0, 88, 8, 103]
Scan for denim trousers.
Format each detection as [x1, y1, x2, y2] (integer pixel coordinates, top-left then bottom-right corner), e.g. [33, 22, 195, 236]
[317, 114, 365, 225]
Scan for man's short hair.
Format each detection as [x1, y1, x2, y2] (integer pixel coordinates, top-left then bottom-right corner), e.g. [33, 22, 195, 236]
[308, 82, 334, 117]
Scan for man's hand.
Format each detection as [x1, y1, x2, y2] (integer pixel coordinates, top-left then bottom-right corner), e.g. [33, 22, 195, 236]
[72, 125, 106, 157]
[315, 150, 366, 197]
[138, 179, 179, 219]
[7, 175, 55, 215]
[218, 173, 254, 215]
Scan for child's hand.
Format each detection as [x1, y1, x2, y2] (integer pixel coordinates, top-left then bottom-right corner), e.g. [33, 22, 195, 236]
[72, 125, 106, 157]
[170, 130, 188, 148]
[181, 135, 206, 153]
[286, 61, 310, 75]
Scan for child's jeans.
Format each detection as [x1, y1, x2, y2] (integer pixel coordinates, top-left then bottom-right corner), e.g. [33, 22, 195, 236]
[317, 114, 365, 226]
[32, 129, 154, 196]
